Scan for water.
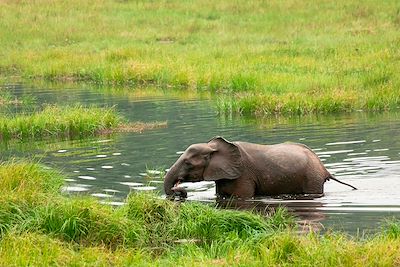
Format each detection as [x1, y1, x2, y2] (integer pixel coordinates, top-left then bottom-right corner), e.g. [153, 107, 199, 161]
[1, 83, 400, 234]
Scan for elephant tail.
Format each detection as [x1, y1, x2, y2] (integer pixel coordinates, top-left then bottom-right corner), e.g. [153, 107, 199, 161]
[326, 175, 357, 190]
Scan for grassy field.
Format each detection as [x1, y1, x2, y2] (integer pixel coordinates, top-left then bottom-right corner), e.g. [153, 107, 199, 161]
[0, 105, 166, 141]
[0, 160, 399, 266]
[1, 0, 399, 115]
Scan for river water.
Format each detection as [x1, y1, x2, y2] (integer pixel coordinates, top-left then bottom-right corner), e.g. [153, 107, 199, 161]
[1, 83, 400, 234]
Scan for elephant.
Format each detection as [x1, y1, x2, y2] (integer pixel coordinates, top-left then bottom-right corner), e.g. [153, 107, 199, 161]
[164, 136, 357, 199]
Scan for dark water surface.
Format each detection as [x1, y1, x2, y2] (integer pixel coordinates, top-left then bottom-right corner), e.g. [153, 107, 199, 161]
[1, 83, 400, 234]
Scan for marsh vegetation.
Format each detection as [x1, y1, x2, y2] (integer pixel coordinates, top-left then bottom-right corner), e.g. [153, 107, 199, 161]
[1, 0, 399, 265]
[0, 104, 166, 141]
[0, 161, 399, 266]
[1, 0, 399, 115]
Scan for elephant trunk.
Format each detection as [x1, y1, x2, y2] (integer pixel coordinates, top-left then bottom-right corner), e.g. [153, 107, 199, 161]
[164, 164, 181, 196]
[164, 172, 176, 196]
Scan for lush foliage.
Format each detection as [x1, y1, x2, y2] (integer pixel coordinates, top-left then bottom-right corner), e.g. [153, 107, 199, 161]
[0, 161, 399, 266]
[0, 105, 123, 141]
[1, 0, 399, 115]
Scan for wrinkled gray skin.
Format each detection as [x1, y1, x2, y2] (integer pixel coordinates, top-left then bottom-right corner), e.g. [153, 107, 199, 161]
[164, 136, 356, 199]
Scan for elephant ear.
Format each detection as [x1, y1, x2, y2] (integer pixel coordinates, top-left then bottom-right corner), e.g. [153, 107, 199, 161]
[203, 136, 242, 181]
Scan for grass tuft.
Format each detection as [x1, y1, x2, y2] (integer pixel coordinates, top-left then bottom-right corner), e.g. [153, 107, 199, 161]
[0, 160, 63, 201]
[1, 161, 400, 265]
[0, 105, 123, 141]
[0, 105, 168, 141]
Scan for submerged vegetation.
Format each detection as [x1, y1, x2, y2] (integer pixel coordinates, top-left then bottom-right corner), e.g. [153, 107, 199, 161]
[0, 105, 166, 141]
[1, 0, 399, 115]
[0, 89, 35, 106]
[0, 160, 398, 266]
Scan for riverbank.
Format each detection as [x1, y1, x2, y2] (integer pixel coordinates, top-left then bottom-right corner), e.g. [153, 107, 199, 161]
[1, 0, 399, 115]
[0, 161, 399, 266]
[0, 105, 167, 141]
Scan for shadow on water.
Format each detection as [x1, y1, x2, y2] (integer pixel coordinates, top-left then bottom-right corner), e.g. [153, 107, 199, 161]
[1, 82, 400, 234]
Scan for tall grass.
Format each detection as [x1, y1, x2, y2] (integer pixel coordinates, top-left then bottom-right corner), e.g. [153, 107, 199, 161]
[217, 86, 400, 115]
[1, 0, 399, 114]
[0, 160, 400, 266]
[1, 230, 399, 266]
[0, 160, 63, 201]
[0, 105, 123, 141]
[0, 161, 291, 246]
[0, 160, 64, 236]
[0, 105, 167, 141]
[126, 192, 285, 248]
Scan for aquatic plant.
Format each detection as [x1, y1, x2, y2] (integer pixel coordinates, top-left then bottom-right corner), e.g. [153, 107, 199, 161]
[0, 105, 166, 141]
[217, 87, 400, 116]
[115, 121, 167, 134]
[0, 90, 36, 107]
[0, 105, 122, 141]
[0, 90, 19, 106]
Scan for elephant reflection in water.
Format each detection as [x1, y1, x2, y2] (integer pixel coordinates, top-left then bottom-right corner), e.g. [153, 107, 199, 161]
[216, 197, 327, 233]
[164, 136, 357, 199]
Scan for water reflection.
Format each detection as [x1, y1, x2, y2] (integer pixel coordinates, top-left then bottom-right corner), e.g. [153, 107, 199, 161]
[216, 198, 327, 233]
[1, 83, 400, 234]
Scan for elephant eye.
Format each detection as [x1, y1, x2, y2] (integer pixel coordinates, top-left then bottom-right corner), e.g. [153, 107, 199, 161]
[184, 160, 193, 168]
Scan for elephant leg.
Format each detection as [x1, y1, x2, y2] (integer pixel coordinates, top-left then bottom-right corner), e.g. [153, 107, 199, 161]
[303, 176, 324, 194]
[215, 179, 255, 198]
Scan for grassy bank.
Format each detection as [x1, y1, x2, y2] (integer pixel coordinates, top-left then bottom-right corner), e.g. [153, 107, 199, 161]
[217, 87, 400, 115]
[0, 161, 399, 266]
[1, 0, 399, 115]
[0, 105, 166, 141]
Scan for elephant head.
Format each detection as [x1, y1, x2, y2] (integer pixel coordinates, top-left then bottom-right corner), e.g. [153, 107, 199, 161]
[164, 137, 242, 197]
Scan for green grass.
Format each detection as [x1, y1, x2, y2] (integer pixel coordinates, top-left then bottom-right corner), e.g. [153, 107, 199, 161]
[0, 89, 36, 107]
[0, 105, 122, 141]
[0, 160, 400, 266]
[0, 105, 166, 141]
[217, 86, 400, 115]
[1, 0, 399, 115]
[0, 160, 63, 203]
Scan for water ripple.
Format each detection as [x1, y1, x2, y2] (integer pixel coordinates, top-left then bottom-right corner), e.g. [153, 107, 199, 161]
[3, 84, 400, 234]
